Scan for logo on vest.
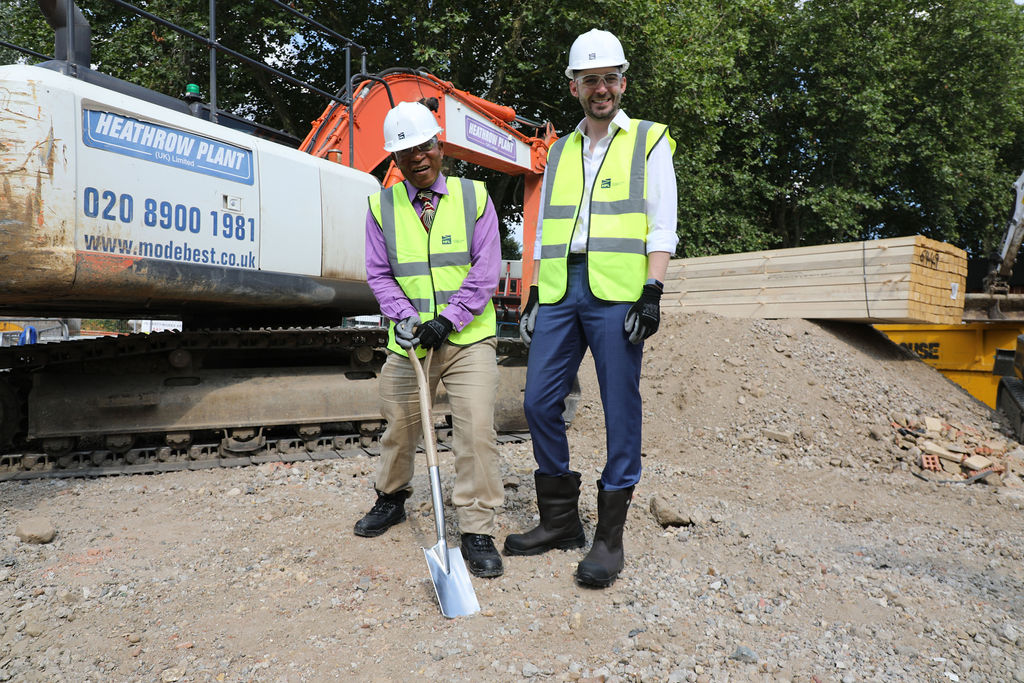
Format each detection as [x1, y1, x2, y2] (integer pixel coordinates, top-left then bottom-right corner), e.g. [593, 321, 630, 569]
[441, 235, 452, 245]
[600, 178, 612, 189]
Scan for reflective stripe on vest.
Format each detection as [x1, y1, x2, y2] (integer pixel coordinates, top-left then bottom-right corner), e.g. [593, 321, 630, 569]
[538, 119, 674, 303]
[369, 178, 496, 357]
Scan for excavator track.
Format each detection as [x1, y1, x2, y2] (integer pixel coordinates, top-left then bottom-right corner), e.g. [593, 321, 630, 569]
[0, 429, 530, 481]
[0, 329, 531, 480]
[997, 376, 1024, 442]
[0, 327, 391, 371]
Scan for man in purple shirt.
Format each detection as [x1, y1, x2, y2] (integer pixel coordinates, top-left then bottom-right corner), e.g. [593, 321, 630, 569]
[356, 100, 504, 578]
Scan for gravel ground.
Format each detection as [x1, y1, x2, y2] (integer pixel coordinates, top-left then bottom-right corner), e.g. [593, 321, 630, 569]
[2, 311, 1024, 682]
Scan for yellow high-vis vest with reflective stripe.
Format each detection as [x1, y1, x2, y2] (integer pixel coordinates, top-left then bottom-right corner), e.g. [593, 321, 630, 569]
[538, 119, 674, 304]
[368, 178, 496, 358]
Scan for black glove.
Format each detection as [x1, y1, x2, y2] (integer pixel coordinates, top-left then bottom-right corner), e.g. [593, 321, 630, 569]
[624, 282, 663, 344]
[394, 315, 419, 350]
[519, 285, 539, 347]
[414, 316, 454, 350]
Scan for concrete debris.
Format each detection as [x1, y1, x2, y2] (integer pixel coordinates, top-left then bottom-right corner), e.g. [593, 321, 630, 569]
[899, 417, 1013, 485]
[729, 645, 759, 663]
[14, 518, 55, 544]
[764, 429, 795, 444]
[962, 454, 993, 471]
[650, 495, 690, 527]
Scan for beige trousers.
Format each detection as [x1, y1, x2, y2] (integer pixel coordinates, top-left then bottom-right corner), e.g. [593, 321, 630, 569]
[374, 338, 503, 535]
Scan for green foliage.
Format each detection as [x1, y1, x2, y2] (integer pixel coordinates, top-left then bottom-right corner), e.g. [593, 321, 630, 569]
[0, 1, 52, 64]
[713, 0, 1024, 254]
[4, 0, 1024, 259]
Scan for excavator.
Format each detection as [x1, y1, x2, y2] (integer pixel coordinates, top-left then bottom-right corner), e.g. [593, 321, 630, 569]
[875, 169, 1024, 428]
[0, 1, 557, 479]
[983, 169, 1024, 440]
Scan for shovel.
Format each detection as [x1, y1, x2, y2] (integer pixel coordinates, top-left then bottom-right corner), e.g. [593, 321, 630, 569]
[408, 348, 480, 618]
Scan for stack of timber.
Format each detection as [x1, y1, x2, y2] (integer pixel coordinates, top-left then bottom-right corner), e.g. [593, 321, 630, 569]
[663, 235, 966, 324]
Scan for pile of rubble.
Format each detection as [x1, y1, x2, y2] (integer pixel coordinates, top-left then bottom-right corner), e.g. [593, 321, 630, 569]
[891, 413, 1024, 486]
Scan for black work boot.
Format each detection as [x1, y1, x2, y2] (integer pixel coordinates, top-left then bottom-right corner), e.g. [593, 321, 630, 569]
[460, 534, 503, 578]
[503, 471, 586, 556]
[353, 489, 411, 537]
[575, 483, 634, 588]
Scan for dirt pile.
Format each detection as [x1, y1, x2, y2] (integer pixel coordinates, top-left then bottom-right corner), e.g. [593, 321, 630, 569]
[634, 314, 1022, 484]
[2, 311, 1024, 682]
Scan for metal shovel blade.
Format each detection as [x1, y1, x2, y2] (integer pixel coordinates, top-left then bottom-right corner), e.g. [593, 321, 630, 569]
[423, 540, 480, 618]
[409, 350, 480, 619]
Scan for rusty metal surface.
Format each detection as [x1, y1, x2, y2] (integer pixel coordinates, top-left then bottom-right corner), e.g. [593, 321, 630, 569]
[962, 293, 1024, 322]
[28, 366, 385, 438]
[0, 327, 387, 370]
[65, 255, 379, 319]
[0, 328, 525, 371]
[0, 70, 77, 296]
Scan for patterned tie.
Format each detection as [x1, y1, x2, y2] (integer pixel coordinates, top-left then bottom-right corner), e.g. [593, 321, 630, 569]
[416, 190, 435, 231]
[413, 189, 434, 232]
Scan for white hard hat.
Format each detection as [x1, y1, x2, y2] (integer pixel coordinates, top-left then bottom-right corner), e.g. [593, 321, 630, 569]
[382, 101, 443, 153]
[565, 29, 629, 79]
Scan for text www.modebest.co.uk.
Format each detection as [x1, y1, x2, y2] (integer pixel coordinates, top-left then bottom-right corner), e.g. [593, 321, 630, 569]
[81, 234, 256, 269]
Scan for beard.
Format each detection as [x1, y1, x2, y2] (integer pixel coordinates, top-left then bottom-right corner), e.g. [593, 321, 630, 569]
[580, 91, 620, 121]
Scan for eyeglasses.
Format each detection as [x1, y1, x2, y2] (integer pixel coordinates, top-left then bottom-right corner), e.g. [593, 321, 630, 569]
[576, 72, 623, 89]
[395, 137, 439, 159]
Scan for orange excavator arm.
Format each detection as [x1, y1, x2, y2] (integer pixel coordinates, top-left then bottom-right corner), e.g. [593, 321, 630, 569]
[300, 70, 556, 294]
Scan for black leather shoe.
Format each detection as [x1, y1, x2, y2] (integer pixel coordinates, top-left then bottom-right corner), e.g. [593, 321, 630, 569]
[353, 489, 410, 537]
[460, 534, 503, 578]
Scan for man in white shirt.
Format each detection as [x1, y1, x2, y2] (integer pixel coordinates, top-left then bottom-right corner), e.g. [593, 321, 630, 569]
[504, 29, 678, 589]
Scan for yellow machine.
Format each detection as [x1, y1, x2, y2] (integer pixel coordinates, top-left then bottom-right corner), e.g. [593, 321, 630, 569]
[876, 170, 1024, 411]
[875, 322, 1024, 409]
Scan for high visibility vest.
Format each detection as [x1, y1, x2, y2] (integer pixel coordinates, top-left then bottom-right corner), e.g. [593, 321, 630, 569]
[368, 178, 496, 357]
[538, 119, 674, 303]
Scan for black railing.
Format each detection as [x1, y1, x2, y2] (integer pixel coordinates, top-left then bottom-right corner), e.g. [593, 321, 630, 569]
[8, 0, 379, 165]
[0, 38, 51, 62]
[103, 0, 361, 112]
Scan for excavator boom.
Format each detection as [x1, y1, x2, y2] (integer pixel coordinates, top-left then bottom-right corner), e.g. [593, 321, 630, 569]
[300, 70, 556, 290]
[964, 169, 1024, 321]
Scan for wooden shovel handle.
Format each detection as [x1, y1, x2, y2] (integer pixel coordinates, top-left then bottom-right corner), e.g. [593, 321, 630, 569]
[407, 349, 439, 468]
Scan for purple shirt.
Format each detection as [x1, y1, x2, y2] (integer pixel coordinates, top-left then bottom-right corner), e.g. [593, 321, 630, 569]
[365, 174, 501, 332]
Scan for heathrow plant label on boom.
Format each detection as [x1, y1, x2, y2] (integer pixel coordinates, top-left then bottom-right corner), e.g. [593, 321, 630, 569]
[465, 116, 517, 162]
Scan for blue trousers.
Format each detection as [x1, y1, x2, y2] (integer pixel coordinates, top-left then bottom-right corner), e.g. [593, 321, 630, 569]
[523, 256, 644, 490]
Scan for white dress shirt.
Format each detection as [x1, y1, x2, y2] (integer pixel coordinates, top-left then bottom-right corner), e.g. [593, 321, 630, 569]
[533, 109, 678, 256]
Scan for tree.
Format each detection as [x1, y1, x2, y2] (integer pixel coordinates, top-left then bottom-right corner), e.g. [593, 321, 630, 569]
[616, 0, 769, 257]
[713, 0, 1024, 254]
[5, 0, 1024, 259]
[0, 1, 51, 65]
[4, 1, 360, 138]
